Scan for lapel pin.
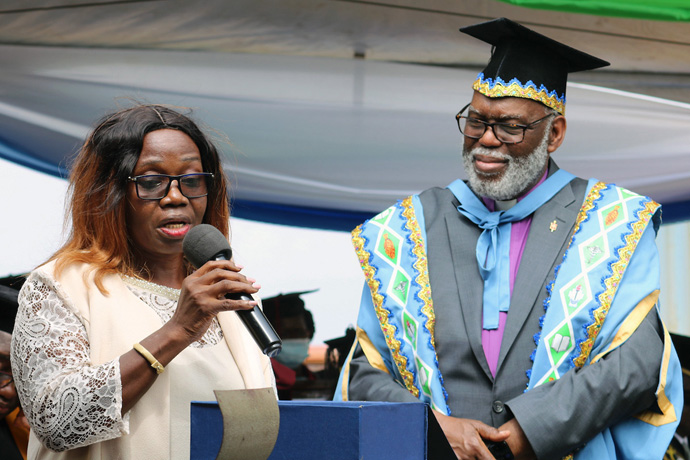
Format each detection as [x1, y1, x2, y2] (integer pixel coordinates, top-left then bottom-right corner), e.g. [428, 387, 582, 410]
[549, 220, 558, 232]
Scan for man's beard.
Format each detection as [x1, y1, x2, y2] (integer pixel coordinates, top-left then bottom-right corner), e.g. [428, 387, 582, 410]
[462, 127, 551, 201]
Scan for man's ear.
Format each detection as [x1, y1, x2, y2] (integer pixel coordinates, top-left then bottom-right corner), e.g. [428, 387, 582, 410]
[547, 116, 567, 153]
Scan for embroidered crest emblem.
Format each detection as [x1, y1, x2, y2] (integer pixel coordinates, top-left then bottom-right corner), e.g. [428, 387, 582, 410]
[383, 233, 396, 260]
[549, 220, 558, 232]
[567, 284, 584, 308]
[405, 318, 415, 340]
[605, 204, 621, 226]
[585, 245, 603, 263]
[551, 333, 571, 353]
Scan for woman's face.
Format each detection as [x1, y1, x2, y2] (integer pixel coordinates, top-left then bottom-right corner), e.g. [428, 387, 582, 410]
[125, 129, 208, 265]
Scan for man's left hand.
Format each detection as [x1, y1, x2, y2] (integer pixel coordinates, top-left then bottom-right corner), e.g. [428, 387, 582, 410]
[497, 418, 536, 460]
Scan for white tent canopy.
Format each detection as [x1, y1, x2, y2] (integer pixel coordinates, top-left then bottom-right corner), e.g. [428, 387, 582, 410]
[1, 44, 689, 229]
[0, 0, 689, 228]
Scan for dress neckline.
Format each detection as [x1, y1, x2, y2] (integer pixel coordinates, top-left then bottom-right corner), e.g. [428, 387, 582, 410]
[121, 274, 181, 301]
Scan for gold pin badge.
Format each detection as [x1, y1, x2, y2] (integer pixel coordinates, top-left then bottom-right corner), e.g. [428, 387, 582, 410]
[550, 220, 558, 232]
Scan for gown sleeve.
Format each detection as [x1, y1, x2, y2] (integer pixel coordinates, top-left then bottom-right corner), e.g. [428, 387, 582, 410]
[11, 272, 128, 452]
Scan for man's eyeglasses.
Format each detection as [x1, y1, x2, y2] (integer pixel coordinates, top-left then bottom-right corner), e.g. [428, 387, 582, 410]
[0, 371, 13, 389]
[455, 103, 555, 144]
[128, 173, 214, 201]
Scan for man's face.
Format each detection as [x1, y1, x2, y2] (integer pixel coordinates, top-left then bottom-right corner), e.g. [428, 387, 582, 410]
[461, 92, 559, 201]
[0, 354, 19, 419]
[280, 316, 311, 340]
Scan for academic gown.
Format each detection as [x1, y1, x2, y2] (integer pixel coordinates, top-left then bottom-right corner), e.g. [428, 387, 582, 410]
[344, 163, 670, 459]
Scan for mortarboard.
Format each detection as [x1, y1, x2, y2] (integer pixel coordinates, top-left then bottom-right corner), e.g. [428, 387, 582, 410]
[460, 18, 609, 114]
[262, 289, 319, 311]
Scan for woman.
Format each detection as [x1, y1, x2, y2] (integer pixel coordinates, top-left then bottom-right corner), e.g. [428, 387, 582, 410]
[10, 105, 275, 459]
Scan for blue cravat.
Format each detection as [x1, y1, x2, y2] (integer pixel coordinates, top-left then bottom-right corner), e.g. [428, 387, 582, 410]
[447, 169, 575, 329]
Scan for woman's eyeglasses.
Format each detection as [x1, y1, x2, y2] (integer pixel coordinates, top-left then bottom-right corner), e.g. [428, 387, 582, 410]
[128, 173, 214, 200]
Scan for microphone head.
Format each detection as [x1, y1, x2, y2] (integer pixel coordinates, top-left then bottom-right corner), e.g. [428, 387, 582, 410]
[183, 224, 232, 269]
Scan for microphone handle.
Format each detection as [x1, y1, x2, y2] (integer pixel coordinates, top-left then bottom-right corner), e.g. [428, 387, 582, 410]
[208, 252, 282, 357]
[228, 293, 282, 358]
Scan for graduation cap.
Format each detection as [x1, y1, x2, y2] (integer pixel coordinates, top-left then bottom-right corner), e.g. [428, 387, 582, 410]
[262, 289, 319, 309]
[460, 18, 609, 114]
[262, 289, 319, 338]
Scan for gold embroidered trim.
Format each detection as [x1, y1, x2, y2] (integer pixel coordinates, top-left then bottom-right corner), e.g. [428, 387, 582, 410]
[473, 79, 565, 114]
[338, 332, 360, 401]
[590, 290, 658, 364]
[356, 327, 390, 375]
[352, 223, 418, 397]
[591, 290, 678, 426]
[570, 181, 607, 249]
[636, 324, 677, 427]
[400, 197, 436, 348]
[573, 198, 660, 368]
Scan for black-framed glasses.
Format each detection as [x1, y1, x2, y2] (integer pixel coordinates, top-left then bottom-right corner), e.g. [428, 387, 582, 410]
[128, 173, 214, 200]
[0, 371, 13, 389]
[455, 103, 555, 144]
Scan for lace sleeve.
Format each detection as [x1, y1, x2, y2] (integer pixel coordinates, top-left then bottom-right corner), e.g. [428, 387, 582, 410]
[11, 272, 129, 452]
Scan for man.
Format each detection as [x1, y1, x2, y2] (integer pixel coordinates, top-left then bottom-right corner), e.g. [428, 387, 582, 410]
[263, 291, 318, 400]
[0, 329, 28, 460]
[335, 18, 683, 460]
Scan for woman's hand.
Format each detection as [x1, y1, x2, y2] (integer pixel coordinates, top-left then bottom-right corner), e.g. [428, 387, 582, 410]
[170, 259, 260, 344]
[120, 259, 261, 415]
[433, 410, 510, 460]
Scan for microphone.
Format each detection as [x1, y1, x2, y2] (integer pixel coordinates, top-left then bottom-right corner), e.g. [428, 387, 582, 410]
[183, 224, 282, 358]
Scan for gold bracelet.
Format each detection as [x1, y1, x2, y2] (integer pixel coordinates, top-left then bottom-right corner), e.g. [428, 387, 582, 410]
[133, 343, 165, 375]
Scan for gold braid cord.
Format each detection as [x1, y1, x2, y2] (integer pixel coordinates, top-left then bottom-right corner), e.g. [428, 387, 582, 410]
[352, 223, 419, 397]
[400, 197, 436, 348]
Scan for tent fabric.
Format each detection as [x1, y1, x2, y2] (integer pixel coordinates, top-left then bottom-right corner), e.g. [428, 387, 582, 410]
[0, 44, 689, 230]
[0, 1, 688, 74]
[497, 0, 690, 21]
[0, 1, 688, 229]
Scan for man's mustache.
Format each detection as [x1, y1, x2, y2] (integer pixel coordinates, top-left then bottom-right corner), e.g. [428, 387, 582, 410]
[467, 146, 511, 161]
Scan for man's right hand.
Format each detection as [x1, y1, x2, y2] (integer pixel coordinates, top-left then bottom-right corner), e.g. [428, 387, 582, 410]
[433, 410, 510, 460]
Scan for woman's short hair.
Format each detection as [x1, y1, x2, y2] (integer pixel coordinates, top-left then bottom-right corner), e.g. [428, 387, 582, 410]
[51, 104, 230, 292]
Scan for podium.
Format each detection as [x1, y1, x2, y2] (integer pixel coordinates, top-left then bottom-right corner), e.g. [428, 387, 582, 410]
[190, 400, 455, 460]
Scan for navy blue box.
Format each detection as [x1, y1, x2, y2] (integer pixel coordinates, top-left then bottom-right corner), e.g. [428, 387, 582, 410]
[190, 400, 432, 460]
